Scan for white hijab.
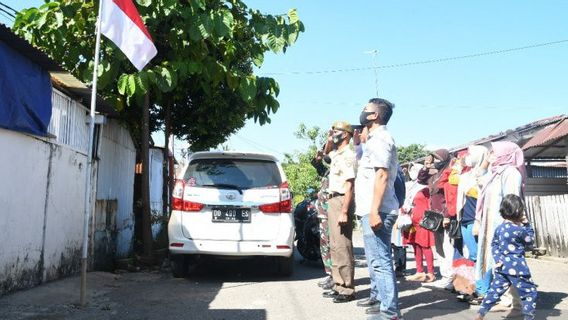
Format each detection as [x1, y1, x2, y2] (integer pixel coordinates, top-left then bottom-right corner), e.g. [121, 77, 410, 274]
[456, 145, 488, 219]
[402, 163, 426, 213]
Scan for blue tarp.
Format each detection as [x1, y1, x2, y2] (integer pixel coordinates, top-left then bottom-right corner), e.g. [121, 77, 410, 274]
[0, 40, 52, 136]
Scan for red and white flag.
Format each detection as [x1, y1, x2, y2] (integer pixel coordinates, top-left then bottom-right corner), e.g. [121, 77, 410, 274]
[100, 0, 157, 71]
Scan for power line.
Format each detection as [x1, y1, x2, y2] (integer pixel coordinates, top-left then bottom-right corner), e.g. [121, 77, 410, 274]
[261, 39, 568, 76]
[233, 134, 286, 156]
[0, 1, 17, 14]
[0, 6, 15, 20]
[282, 100, 567, 111]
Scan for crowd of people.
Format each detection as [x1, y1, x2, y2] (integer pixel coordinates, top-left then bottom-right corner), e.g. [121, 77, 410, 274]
[310, 98, 537, 320]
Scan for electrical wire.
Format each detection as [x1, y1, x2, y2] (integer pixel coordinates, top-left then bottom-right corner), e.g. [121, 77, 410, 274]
[261, 39, 568, 76]
[0, 6, 15, 20]
[282, 101, 567, 111]
[0, 1, 17, 14]
[233, 134, 287, 156]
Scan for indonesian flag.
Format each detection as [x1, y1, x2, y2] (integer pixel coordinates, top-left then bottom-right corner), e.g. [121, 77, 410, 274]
[100, 0, 157, 71]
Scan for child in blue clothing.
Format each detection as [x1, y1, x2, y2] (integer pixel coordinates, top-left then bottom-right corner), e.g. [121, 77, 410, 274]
[475, 194, 537, 320]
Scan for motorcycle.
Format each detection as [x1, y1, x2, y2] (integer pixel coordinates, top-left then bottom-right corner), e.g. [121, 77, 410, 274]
[293, 188, 321, 261]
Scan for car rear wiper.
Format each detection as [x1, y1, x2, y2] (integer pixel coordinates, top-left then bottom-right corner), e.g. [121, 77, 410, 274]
[200, 184, 243, 194]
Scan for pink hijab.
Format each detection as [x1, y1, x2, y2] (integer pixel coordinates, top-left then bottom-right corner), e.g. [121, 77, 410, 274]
[475, 141, 525, 220]
[490, 141, 526, 180]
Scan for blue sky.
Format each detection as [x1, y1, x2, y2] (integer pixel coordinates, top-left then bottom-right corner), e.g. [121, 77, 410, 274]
[3, 1, 567, 160]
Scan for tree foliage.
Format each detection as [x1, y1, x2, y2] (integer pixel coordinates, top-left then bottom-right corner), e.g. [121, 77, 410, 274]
[397, 143, 430, 164]
[282, 124, 326, 204]
[13, 0, 304, 150]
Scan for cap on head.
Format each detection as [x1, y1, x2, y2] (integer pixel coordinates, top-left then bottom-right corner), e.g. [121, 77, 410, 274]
[332, 121, 353, 134]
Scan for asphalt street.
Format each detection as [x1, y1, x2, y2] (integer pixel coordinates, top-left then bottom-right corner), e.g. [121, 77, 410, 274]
[1, 230, 567, 320]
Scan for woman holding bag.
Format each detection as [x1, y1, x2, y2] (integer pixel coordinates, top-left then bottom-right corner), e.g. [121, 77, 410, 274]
[424, 149, 457, 290]
[404, 157, 436, 282]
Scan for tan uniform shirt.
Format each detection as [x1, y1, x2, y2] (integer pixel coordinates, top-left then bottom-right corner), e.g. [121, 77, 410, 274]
[328, 147, 357, 194]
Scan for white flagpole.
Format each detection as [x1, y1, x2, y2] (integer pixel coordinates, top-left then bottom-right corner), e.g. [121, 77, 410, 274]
[80, 0, 104, 307]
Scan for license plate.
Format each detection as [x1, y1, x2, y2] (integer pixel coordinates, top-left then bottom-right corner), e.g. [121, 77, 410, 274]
[211, 208, 251, 223]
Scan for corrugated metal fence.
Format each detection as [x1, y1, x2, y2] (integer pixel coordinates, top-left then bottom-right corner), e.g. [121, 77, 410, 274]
[525, 194, 568, 258]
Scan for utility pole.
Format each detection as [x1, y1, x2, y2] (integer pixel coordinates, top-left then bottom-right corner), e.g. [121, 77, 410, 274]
[364, 49, 379, 97]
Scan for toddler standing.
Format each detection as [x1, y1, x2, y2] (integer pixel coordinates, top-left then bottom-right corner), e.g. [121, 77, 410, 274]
[475, 194, 537, 320]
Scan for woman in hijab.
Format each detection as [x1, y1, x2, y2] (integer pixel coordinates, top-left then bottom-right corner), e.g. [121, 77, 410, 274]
[471, 141, 525, 305]
[456, 145, 489, 262]
[404, 159, 436, 282]
[425, 149, 457, 289]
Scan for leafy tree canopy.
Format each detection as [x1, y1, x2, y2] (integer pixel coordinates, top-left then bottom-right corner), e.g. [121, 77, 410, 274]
[14, 0, 304, 150]
[397, 143, 430, 164]
[283, 124, 326, 205]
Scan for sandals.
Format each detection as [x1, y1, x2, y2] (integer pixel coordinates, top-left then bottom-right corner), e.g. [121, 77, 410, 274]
[456, 293, 484, 305]
[424, 273, 436, 283]
[406, 272, 426, 281]
[468, 295, 484, 305]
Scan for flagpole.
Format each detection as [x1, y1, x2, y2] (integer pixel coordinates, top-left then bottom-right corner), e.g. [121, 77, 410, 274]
[80, 0, 104, 307]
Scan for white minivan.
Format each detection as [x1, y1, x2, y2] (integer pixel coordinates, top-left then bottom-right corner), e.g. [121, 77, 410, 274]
[168, 151, 294, 277]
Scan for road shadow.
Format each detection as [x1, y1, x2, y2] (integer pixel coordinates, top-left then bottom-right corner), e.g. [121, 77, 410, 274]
[0, 271, 267, 320]
[189, 250, 323, 283]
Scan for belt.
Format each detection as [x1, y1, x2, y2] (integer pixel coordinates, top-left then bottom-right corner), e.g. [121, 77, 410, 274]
[327, 192, 344, 199]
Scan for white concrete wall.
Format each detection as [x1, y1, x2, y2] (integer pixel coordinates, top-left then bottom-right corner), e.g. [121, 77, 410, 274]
[0, 127, 86, 294]
[41, 144, 86, 281]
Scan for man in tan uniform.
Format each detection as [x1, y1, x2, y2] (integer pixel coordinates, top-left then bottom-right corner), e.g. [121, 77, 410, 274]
[321, 121, 357, 303]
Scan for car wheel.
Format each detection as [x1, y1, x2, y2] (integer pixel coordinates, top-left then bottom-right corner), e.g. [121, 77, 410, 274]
[276, 255, 294, 276]
[170, 255, 189, 278]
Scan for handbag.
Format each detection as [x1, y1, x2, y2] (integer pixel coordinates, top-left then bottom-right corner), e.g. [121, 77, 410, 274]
[396, 213, 412, 231]
[419, 210, 444, 232]
[448, 219, 462, 239]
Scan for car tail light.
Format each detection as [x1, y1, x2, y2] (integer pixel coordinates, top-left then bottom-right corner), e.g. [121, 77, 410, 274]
[172, 179, 204, 212]
[259, 182, 292, 213]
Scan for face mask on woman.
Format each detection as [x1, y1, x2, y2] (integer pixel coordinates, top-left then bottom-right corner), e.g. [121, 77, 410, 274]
[433, 160, 446, 170]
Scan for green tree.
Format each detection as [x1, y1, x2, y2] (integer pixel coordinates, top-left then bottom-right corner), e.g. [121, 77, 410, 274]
[13, 0, 304, 150]
[283, 124, 327, 205]
[397, 143, 430, 164]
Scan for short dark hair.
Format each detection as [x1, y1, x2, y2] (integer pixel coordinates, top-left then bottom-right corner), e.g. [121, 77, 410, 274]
[499, 194, 525, 221]
[368, 98, 394, 125]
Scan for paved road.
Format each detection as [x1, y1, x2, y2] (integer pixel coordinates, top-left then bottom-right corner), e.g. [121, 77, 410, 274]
[1, 231, 568, 319]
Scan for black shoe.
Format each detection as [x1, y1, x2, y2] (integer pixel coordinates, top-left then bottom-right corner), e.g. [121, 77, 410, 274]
[333, 294, 355, 303]
[322, 290, 339, 298]
[395, 270, 409, 278]
[365, 305, 381, 315]
[317, 276, 332, 287]
[356, 297, 379, 307]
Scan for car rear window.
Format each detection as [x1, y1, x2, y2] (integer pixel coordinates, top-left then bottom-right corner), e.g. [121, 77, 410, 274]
[183, 158, 282, 189]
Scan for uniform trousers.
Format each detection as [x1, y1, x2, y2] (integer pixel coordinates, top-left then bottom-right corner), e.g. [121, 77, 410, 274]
[327, 196, 355, 295]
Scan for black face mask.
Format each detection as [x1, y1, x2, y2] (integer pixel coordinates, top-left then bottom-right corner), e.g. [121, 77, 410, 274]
[434, 160, 449, 170]
[359, 111, 376, 126]
[332, 132, 345, 145]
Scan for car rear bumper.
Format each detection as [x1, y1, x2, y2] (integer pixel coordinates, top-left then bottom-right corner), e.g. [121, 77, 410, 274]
[168, 238, 293, 257]
[168, 211, 294, 257]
